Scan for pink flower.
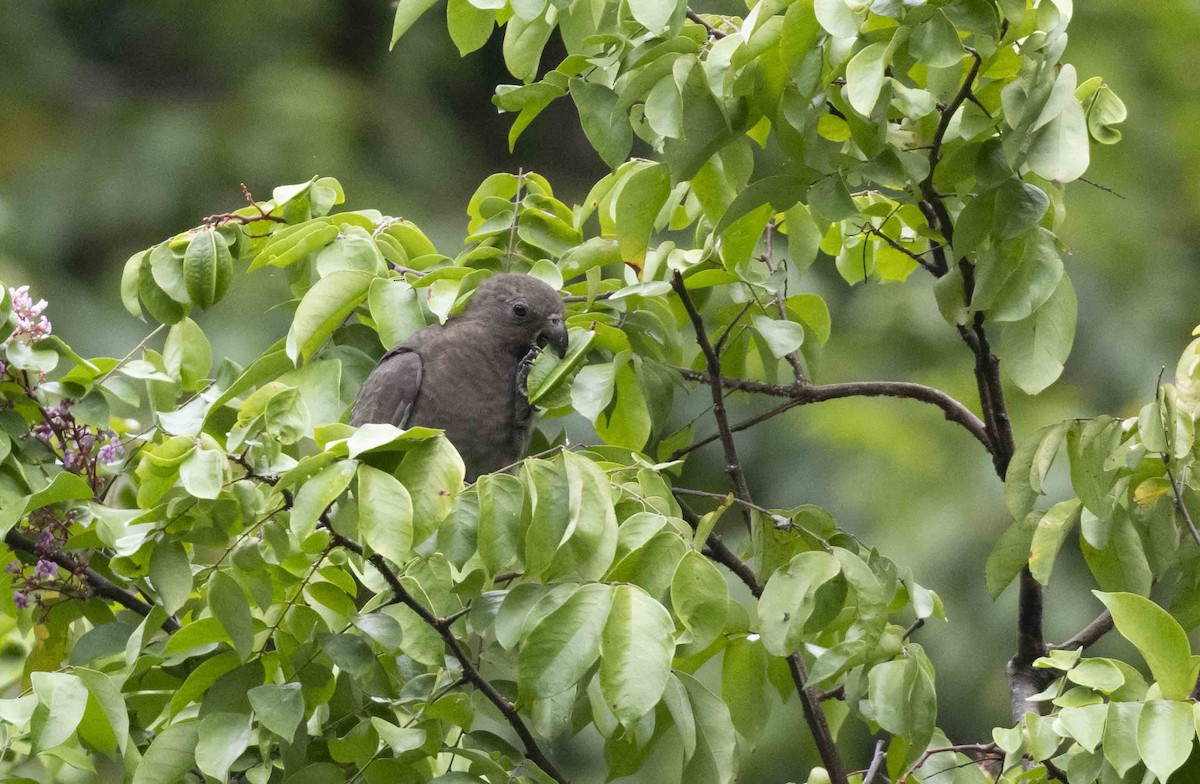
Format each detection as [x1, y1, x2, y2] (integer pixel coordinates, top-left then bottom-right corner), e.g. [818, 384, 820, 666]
[5, 285, 52, 346]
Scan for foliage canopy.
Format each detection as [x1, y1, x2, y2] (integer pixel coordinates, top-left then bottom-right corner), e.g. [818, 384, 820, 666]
[7, 1, 1200, 784]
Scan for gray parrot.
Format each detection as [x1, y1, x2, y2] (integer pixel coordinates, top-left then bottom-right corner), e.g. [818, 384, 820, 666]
[349, 273, 568, 481]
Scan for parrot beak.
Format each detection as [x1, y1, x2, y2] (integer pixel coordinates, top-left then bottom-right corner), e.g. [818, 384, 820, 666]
[539, 319, 569, 358]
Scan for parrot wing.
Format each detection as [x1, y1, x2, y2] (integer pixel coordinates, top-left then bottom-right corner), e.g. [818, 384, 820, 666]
[348, 348, 424, 428]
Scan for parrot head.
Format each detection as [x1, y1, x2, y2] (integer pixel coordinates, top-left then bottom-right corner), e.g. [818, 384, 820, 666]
[465, 273, 569, 358]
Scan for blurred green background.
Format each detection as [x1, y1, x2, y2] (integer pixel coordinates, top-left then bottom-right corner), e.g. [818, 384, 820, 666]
[1, 0, 1198, 779]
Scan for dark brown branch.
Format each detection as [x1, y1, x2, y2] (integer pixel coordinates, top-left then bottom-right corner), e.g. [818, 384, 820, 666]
[6, 530, 180, 634]
[871, 230, 943, 276]
[686, 9, 726, 38]
[786, 653, 848, 784]
[672, 368, 993, 454]
[1051, 611, 1114, 652]
[326, 531, 569, 784]
[671, 273, 756, 510]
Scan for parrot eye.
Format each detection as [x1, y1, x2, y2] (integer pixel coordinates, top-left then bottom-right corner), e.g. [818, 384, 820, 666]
[512, 303, 528, 318]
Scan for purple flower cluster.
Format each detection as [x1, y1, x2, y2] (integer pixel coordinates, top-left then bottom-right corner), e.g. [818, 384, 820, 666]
[7, 508, 80, 611]
[5, 285, 51, 345]
[28, 399, 124, 480]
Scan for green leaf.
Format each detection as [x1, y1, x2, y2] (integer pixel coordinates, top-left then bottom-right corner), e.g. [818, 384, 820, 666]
[985, 511, 1038, 597]
[24, 471, 93, 514]
[628, 0, 676, 32]
[1077, 78, 1127, 144]
[661, 59, 732, 181]
[865, 652, 937, 751]
[290, 459, 357, 540]
[909, 10, 963, 68]
[714, 176, 807, 236]
[519, 583, 614, 699]
[571, 80, 633, 169]
[600, 584, 675, 726]
[367, 279, 424, 350]
[164, 316, 213, 389]
[751, 315, 805, 358]
[671, 550, 730, 650]
[358, 463, 414, 565]
[1055, 703, 1106, 753]
[121, 251, 146, 320]
[615, 163, 671, 266]
[184, 229, 233, 309]
[180, 447, 226, 500]
[1102, 701, 1141, 776]
[131, 723, 200, 784]
[1096, 592, 1196, 700]
[1136, 700, 1195, 783]
[139, 247, 188, 325]
[721, 635, 770, 744]
[248, 683, 305, 740]
[391, 0, 440, 46]
[150, 541, 193, 615]
[972, 229, 1063, 323]
[994, 181, 1050, 241]
[846, 42, 889, 117]
[1027, 98, 1090, 183]
[209, 570, 255, 661]
[594, 358, 652, 452]
[30, 672, 88, 751]
[1066, 658, 1125, 693]
[394, 437, 464, 545]
[758, 550, 842, 656]
[679, 673, 737, 784]
[371, 719, 427, 753]
[504, 12, 554, 83]
[527, 328, 596, 406]
[77, 669, 129, 755]
[1002, 273, 1077, 395]
[196, 712, 252, 782]
[286, 269, 374, 363]
[814, 0, 861, 37]
[807, 174, 858, 222]
[1028, 498, 1082, 585]
[477, 473, 527, 573]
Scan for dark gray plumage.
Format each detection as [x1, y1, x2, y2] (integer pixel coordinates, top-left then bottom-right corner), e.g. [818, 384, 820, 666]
[350, 273, 568, 481]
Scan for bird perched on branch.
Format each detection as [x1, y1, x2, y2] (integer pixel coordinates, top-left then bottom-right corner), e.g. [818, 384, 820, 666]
[349, 273, 568, 481]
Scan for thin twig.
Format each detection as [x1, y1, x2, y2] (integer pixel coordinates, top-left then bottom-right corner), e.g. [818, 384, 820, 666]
[686, 8, 727, 38]
[670, 273, 756, 511]
[671, 368, 993, 454]
[1050, 610, 1114, 651]
[899, 743, 1000, 783]
[1164, 461, 1200, 549]
[862, 739, 887, 784]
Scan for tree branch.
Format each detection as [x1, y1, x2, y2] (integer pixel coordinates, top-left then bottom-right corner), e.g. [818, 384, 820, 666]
[899, 743, 1000, 783]
[686, 9, 726, 39]
[862, 739, 887, 784]
[671, 367, 992, 454]
[673, 496, 846, 783]
[671, 273, 756, 510]
[1050, 610, 1114, 652]
[5, 530, 180, 633]
[327, 531, 569, 784]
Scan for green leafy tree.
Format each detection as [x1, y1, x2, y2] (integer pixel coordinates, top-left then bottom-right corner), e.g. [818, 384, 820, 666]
[6, 0, 1200, 782]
